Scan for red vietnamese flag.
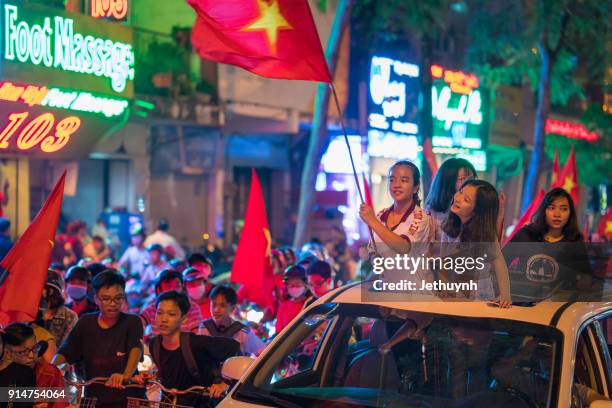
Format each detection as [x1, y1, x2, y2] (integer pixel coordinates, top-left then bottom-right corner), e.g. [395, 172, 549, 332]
[0, 171, 66, 325]
[503, 189, 545, 244]
[188, 0, 332, 82]
[231, 169, 274, 308]
[555, 146, 579, 205]
[597, 208, 612, 241]
[551, 150, 561, 187]
[362, 175, 373, 208]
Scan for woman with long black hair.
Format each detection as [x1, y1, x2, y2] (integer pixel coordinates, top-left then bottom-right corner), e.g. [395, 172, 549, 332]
[503, 187, 594, 301]
[440, 179, 511, 306]
[426, 158, 505, 241]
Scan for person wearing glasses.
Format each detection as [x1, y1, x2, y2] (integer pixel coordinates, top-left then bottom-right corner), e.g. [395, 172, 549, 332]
[1, 323, 66, 408]
[0, 323, 37, 400]
[53, 270, 145, 407]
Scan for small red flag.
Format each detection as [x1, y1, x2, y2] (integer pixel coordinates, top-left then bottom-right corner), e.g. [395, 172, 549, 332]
[188, 0, 332, 83]
[423, 138, 438, 176]
[551, 150, 561, 187]
[597, 208, 612, 241]
[231, 169, 274, 308]
[503, 188, 545, 244]
[556, 146, 579, 205]
[0, 171, 66, 325]
[362, 175, 373, 208]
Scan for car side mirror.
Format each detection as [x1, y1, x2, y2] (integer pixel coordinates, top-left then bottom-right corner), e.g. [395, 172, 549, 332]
[222, 356, 254, 381]
[590, 402, 612, 408]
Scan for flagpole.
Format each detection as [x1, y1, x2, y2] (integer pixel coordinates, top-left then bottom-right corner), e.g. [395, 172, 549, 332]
[329, 82, 378, 253]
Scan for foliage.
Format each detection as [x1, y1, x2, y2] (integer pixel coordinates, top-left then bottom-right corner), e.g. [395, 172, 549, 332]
[134, 26, 195, 96]
[466, 0, 608, 107]
[353, 0, 451, 46]
[466, 0, 610, 210]
[195, 80, 216, 95]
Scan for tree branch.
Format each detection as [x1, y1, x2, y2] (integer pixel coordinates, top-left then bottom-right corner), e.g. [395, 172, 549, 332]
[550, 4, 572, 60]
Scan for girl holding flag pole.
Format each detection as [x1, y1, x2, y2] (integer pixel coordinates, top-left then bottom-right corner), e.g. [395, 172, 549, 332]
[359, 160, 433, 266]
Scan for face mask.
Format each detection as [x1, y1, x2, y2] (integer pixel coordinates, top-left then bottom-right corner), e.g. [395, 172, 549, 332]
[287, 286, 305, 299]
[66, 284, 88, 301]
[187, 285, 206, 300]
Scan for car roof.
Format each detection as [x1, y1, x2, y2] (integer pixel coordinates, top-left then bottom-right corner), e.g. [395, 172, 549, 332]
[317, 282, 612, 328]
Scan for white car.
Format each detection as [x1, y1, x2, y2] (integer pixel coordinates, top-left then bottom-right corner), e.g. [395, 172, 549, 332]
[219, 283, 612, 408]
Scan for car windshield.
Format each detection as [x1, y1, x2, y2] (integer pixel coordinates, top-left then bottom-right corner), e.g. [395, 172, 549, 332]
[234, 303, 562, 408]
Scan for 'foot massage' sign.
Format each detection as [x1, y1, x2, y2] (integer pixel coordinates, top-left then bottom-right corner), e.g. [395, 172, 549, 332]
[1, 1, 135, 98]
[0, 2, 135, 157]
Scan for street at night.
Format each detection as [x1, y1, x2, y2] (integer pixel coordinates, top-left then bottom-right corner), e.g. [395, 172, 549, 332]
[0, 0, 609, 407]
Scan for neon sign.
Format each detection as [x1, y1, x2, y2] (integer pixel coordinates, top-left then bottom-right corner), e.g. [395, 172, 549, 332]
[0, 111, 81, 153]
[432, 85, 483, 130]
[0, 81, 129, 118]
[368, 56, 420, 136]
[91, 0, 129, 20]
[367, 58, 486, 154]
[431, 66, 485, 149]
[431, 65, 479, 95]
[3, 4, 135, 94]
[545, 119, 599, 142]
[367, 129, 419, 161]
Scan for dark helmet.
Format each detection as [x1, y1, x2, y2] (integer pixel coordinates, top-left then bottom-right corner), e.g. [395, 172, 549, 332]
[283, 265, 307, 282]
[65, 266, 92, 283]
[153, 269, 183, 293]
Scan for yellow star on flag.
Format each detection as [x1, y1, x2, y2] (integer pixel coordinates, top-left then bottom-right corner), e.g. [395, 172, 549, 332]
[241, 0, 293, 54]
[562, 176, 575, 193]
[263, 227, 272, 257]
[605, 221, 612, 235]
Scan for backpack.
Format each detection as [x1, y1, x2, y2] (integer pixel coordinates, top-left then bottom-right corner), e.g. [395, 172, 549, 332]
[150, 332, 202, 384]
[201, 319, 246, 338]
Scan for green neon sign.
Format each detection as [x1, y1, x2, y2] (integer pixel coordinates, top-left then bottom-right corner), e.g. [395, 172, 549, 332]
[1, 2, 135, 98]
[431, 80, 486, 150]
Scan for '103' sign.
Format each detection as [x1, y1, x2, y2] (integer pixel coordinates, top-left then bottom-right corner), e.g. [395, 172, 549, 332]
[91, 0, 128, 21]
[0, 111, 81, 153]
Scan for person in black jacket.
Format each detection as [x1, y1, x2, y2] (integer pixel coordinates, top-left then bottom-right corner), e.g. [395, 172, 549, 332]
[504, 188, 595, 301]
[139, 291, 239, 407]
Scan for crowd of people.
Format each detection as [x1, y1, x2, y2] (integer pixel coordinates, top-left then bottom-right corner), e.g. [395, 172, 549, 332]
[0, 157, 608, 407]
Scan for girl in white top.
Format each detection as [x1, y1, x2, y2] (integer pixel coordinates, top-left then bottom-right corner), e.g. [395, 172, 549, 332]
[359, 161, 433, 288]
[360, 160, 432, 254]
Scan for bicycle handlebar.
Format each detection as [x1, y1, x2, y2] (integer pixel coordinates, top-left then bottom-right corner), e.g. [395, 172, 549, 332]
[64, 377, 143, 389]
[144, 379, 209, 395]
[64, 377, 209, 396]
